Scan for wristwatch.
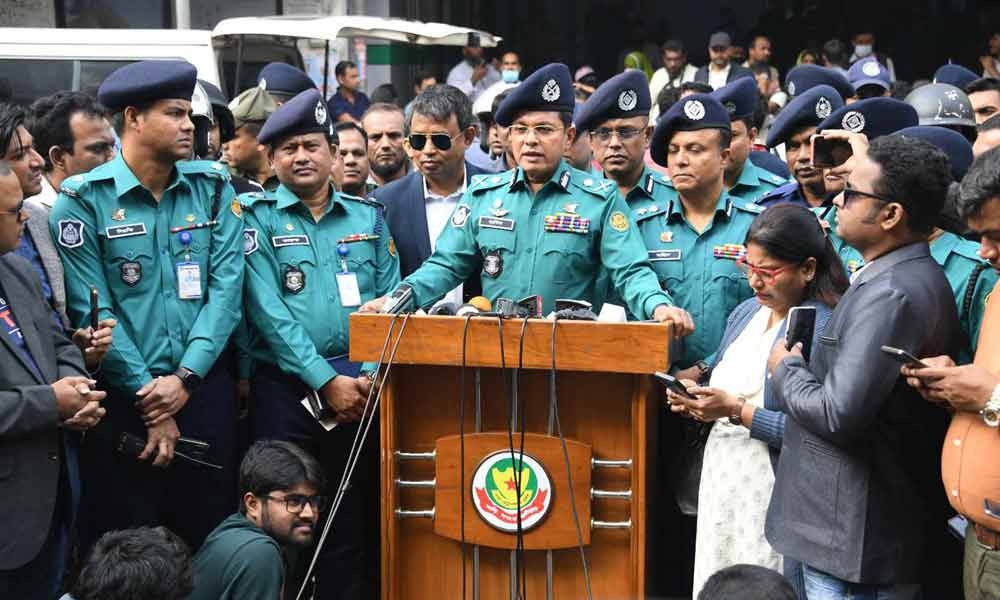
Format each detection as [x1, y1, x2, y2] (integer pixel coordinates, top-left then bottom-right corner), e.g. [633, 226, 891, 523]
[981, 384, 1000, 428]
[174, 367, 203, 394]
[729, 394, 747, 426]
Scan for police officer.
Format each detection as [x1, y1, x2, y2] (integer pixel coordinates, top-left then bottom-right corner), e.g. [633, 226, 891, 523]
[905, 82, 978, 142]
[226, 83, 280, 191]
[711, 77, 788, 203]
[644, 92, 763, 376]
[241, 88, 399, 599]
[361, 63, 693, 331]
[49, 60, 244, 552]
[758, 84, 844, 208]
[897, 125, 998, 362]
[257, 62, 316, 104]
[783, 63, 855, 101]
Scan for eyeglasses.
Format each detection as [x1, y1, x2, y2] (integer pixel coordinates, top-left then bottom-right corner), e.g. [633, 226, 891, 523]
[0, 200, 25, 222]
[407, 131, 462, 151]
[508, 124, 564, 139]
[736, 255, 791, 284]
[590, 127, 643, 144]
[263, 494, 328, 514]
[841, 183, 894, 208]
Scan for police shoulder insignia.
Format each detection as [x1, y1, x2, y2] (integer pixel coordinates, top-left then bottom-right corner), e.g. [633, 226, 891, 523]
[609, 211, 629, 232]
[736, 200, 764, 214]
[243, 229, 259, 256]
[471, 172, 512, 193]
[387, 237, 397, 257]
[231, 198, 243, 218]
[57, 219, 85, 248]
[451, 204, 472, 228]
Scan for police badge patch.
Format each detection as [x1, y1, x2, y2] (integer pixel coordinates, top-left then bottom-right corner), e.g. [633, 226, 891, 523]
[683, 100, 706, 120]
[541, 79, 561, 102]
[618, 89, 638, 111]
[57, 220, 85, 248]
[315, 100, 328, 125]
[284, 265, 305, 294]
[243, 229, 259, 256]
[451, 204, 471, 228]
[120, 261, 142, 287]
[483, 250, 503, 278]
[815, 97, 832, 119]
[841, 111, 866, 133]
[862, 61, 881, 77]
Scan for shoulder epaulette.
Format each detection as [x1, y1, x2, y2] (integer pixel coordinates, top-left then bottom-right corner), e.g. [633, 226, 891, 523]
[238, 191, 275, 209]
[571, 175, 616, 199]
[342, 194, 385, 211]
[733, 198, 764, 214]
[635, 204, 668, 222]
[952, 238, 990, 263]
[177, 160, 232, 181]
[469, 171, 514, 194]
[757, 180, 798, 204]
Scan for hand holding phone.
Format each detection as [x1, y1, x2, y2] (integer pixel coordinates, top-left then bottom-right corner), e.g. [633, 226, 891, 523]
[880, 345, 929, 368]
[89, 286, 99, 331]
[786, 306, 816, 362]
[654, 371, 696, 400]
[811, 134, 853, 168]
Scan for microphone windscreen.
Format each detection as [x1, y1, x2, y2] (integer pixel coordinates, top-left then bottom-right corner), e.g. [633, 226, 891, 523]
[429, 302, 458, 316]
[456, 304, 481, 316]
[468, 296, 492, 312]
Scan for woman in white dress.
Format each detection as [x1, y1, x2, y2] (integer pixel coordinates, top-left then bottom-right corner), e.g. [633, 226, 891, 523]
[665, 205, 849, 598]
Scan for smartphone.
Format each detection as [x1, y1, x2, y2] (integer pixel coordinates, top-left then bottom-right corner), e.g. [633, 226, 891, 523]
[177, 436, 211, 461]
[654, 371, 696, 400]
[811, 134, 853, 168]
[880, 345, 929, 368]
[381, 283, 414, 314]
[786, 306, 817, 362]
[116, 431, 147, 458]
[89, 285, 99, 331]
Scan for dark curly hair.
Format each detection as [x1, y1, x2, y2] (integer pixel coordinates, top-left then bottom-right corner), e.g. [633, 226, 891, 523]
[869, 134, 952, 235]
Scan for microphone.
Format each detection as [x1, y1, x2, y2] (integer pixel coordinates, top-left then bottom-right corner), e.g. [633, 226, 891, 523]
[381, 283, 414, 314]
[553, 298, 598, 321]
[456, 296, 493, 317]
[429, 302, 459, 316]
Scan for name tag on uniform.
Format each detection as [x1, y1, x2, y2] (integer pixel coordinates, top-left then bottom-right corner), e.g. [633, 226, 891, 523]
[478, 216, 515, 230]
[336, 272, 361, 307]
[272, 235, 310, 247]
[649, 250, 682, 261]
[106, 223, 148, 239]
[176, 262, 202, 299]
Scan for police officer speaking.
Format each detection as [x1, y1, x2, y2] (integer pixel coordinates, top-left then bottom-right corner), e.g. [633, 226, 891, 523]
[360, 62, 694, 332]
[49, 60, 245, 553]
[240, 88, 400, 599]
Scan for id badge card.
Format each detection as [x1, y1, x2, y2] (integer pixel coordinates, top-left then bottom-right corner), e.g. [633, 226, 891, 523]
[336, 271, 362, 307]
[176, 262, 203, 299]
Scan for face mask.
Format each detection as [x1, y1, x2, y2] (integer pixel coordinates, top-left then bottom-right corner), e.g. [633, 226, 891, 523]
[501, 69, 520, 84]
[854, 44, 873, 57]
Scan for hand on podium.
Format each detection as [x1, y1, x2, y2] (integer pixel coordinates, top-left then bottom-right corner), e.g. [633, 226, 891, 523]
[359, 296, 386, 313]
[652, 304, 695, 338]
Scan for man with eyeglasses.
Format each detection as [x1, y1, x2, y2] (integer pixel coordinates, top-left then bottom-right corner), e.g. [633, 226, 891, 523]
[361, 63, 694, 331]
[190, 440, 326, 600]
[370, 84, 489, 306]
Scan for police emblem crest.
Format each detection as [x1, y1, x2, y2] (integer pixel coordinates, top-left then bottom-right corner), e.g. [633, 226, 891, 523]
[471, 450, 553, 533]
[815, 97, 832, 119]
[315, 100, 328, 125]
[111, 208, 126, 221]
[683, 100, 705, 120]
[609, 211, 629, 232]
[57, 220, 84, 248]
[243, 229, 259, 255]
[541, 79, 561, 102]
[483, 250, 503, 278]
[841, 111, 866, 132]
[787, 81, 796, 96]
[618, 89, 638, 111]
[284, 266, 305, 294]
[862, 61, 881, 77]
[120, 261, 142, 287]
[451, 204, 471, 228]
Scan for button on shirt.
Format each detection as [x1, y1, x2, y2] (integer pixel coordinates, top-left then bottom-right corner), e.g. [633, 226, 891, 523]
[424, 175, 467, 308]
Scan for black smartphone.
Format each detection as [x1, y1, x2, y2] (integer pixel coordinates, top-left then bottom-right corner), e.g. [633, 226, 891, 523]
[786, 306, 817, 362]
[89, 285, 99, 331]
[880, 345, 929, 368]
[811, 135, 853, 168]
[117, 431, 147, 458]
[654, 371, 696, 400]
[381, 283, 413, 314]
[177, 436, 211, 461]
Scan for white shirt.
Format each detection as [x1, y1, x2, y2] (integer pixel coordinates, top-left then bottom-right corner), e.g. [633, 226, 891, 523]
[708, 64, 731, 90]
[26, 175, 58, 210]
[423, 174, 467, 307]
[446, 61, 501, 103]
[648, 64, 699, 121]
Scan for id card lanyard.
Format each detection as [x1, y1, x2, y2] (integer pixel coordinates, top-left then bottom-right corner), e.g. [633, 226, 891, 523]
[335, 242, 362, 307]
[176, 230, 203, 300]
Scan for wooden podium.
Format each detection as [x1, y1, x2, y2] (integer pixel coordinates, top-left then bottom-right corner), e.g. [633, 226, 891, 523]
[350, 313, 672, 599]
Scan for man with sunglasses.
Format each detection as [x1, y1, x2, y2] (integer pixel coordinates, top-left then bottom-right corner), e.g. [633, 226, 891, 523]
[362, 63, 693, 331]
[371, 84, 489, 306]
[190, 440, 326, 600]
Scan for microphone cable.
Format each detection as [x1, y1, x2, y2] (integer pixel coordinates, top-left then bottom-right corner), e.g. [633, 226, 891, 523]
[459, 313, 475, 600]
[514, 316, 531, 600]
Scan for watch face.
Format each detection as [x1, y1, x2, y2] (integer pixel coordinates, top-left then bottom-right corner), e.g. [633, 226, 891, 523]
[985, 408, 1000, 428]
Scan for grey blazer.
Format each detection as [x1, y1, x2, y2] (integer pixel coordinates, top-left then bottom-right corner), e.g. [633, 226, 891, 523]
[24, 198, 68, 327]
[0, 253, 87, 569]
[765, 242, 960, 584]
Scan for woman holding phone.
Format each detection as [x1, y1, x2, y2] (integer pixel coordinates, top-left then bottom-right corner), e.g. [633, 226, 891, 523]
[665, 204, 849, 597]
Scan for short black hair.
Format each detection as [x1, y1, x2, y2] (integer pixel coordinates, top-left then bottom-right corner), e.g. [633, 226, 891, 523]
[966, 77, 1000, 95]
[362, 102, 405, 123]
[656, 85, 682, 116]
[335, 60, 357, 78]
[680, 81, 713, 95]
[980, 113, 1000, 133]
[370, 83, 399, 106]
[335, 120, 368, 145]
[697, 564, 796, 600]
[0, 103, 28, 162]
[27, 91, 107, 171]
[413, 70, 436, 89]
[72, 527, 193, 600]
[407, 84, 475, 132]
[868, 134, 952, 235]
[822, 38, 848, 67]
[661, 39, 685, 55]
[959, 146, 1000, 219]
[239, 440, 325, 515]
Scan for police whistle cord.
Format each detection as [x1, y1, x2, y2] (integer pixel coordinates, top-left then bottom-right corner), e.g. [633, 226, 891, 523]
[295, 312, 410, 600]
[550, 317, 594, 600]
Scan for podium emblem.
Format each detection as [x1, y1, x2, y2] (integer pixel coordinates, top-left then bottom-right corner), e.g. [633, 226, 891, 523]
[472, 450, 552, 532]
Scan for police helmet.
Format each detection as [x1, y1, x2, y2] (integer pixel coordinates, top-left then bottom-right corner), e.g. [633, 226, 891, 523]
[903, 83, 976, 137]
[190, 81, 214, 159]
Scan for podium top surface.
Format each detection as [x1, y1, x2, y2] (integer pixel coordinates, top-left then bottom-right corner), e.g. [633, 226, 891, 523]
[349, 313, 672, 374]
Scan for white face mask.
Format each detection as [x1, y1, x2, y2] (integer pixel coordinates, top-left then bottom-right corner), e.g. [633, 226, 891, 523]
[854, 44, 873, 58]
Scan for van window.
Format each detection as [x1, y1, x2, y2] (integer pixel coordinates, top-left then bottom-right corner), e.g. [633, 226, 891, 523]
[0, 59, 133, 107]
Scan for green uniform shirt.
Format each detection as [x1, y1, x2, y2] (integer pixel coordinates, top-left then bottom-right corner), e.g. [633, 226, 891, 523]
[728, 158, 788, 205]
[50, 155, 244, 393]
[189, 513, 284, 600]
[242, 184, 400, 391]
[635, 191, 762, 367]
[403, 160, 673, 317]
[930, 231, 998, 363]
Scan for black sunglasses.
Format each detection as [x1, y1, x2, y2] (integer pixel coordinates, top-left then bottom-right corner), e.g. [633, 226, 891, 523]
[407, 132, 461, 151]
[842, 183, 894, 207]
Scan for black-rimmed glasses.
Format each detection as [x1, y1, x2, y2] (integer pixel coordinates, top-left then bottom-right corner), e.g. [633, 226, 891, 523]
[263, 494, 328, 514]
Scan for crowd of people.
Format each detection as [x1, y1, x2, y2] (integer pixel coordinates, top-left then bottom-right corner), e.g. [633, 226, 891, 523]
[1, 23, 1000, 600]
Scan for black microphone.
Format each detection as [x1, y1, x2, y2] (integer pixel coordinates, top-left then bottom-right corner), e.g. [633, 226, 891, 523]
[381, 283, 414, 314]
[429, 302, 459, 316]
[553, 298, 598, 321]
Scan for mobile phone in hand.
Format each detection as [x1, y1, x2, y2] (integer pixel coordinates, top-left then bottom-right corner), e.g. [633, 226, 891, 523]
[811, 134, 853, 168]
[654, 371, 697, 400]
[89, 285, 99, 331]
[880, 345, 929, 368]
[786, 306, 816, 362]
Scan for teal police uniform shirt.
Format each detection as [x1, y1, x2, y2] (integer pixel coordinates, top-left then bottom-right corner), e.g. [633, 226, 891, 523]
[635, 191, 762, 367]
[402, 160, 673, 317]
[241, 183, 400, 391]
[729, 158, 787, 205]
[930, 231, 997, 363]
[50, 155, 244, 393]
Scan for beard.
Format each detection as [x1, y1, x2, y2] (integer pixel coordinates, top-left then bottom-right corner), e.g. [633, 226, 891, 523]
[371, 154, 407, 179]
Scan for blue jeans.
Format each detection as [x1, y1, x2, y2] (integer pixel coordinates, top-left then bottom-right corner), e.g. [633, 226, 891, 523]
[803, 565, 922, 600]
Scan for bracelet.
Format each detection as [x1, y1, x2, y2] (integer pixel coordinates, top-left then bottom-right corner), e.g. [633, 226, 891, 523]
[728, 394, 747, 426]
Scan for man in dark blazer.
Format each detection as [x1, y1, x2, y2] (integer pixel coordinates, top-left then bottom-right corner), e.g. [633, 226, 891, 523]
[0, 163, 108, 598]
[765, 135, 961, 597]
[370, 84, 488, 302]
